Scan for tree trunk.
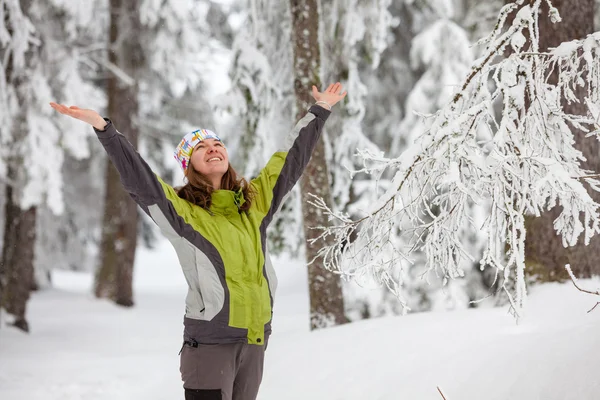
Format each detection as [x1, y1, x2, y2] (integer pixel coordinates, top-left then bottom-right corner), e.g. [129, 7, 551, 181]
[511, 0, 598, 280]
[290, 0, 347, 329]
[0, 0, 37, 333]
[94, 0, 143, 307]
[1, 171, 37, 333]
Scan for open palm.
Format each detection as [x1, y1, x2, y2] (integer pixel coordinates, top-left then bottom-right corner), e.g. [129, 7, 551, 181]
[311, 82, 347, 108]
[49, 102, 107, 130]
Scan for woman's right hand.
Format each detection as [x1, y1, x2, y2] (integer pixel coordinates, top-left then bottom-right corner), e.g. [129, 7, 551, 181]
[49, 103, 107, 130]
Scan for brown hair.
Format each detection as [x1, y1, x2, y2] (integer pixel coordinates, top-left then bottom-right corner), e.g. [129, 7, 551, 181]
[177, 164, 255, 212]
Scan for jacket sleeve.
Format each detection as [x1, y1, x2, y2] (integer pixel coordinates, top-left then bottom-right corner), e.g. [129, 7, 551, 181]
[251, 105, 331, 221]
[94, 119, 203, 239]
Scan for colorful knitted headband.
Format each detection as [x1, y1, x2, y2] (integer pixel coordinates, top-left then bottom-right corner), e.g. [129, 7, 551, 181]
[174, 128, 223, 171]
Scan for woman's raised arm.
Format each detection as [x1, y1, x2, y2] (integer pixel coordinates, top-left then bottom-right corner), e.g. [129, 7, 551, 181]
[250, 83, 347, 217]
[49, 102, 196, 240]
[50, 102, 166, 205]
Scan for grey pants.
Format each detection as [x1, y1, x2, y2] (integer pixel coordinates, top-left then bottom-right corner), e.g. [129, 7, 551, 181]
[180, 341, 266, 400]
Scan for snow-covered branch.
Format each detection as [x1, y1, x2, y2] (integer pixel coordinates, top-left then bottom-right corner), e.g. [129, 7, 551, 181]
[565, 264, 600, 313]
[312, 0, 600, 318]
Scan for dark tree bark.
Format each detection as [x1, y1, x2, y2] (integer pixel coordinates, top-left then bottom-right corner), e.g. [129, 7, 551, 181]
[0, 0, 37, 333]
[1, 170, 37, 333]
[290, 0, 347, 329]
[94, 0, 143, 306]
[506, 0, 597, 280]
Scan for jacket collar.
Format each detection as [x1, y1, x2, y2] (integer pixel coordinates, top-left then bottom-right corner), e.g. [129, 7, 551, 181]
[210, 188, 245, 214]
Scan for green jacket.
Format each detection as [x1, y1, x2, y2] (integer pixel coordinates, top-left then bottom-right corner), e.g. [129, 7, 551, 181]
[95, 105, 331, 345]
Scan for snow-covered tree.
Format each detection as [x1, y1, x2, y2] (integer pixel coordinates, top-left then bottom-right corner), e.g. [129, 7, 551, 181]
[0, 0, 100, 216]
[138, 0, 224, 147]
[321, 0, 394, 210]
[393, 0, 483, 312]
[396, 4, 472, 150]
[224, 0, 290, 175]
[360, 1, 415, 153]
[30, 1, 108, 282]
[0, 0, 103, 330]
[319, 0, 402, 318]
[326, 0, 494, 317]
[311, 0, 600, 320]
[515, 0, 599, 284]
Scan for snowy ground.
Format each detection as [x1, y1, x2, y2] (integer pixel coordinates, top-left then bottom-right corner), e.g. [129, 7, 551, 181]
[1, 241, 599, 400]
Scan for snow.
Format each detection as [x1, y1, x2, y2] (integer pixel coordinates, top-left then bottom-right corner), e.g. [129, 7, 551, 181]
[1, 240, 600, 400]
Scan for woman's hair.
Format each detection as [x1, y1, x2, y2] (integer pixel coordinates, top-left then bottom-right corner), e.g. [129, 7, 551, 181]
[177, 164, 255, 212]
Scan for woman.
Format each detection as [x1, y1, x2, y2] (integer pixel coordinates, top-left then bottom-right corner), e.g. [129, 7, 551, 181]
[50, 82, 347, 400]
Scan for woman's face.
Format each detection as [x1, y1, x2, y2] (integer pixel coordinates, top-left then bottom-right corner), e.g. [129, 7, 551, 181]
[189, 138, 229, 180]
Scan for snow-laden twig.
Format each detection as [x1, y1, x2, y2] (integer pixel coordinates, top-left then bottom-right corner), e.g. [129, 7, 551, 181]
[565, 264, 600, 313]
[311, 0, 600, 318]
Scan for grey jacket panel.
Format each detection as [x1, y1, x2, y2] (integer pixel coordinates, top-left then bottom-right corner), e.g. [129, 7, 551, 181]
[148, 204, 225, 321]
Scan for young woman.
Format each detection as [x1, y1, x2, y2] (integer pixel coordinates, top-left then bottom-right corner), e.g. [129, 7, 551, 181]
[50, 82, 347, 400]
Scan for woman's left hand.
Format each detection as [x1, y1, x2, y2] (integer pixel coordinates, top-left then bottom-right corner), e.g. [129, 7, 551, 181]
[311, 82, 347, 109]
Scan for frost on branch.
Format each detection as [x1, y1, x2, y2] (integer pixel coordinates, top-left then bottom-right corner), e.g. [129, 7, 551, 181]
[565, 264, 600, 313]
[310, 0, 600, 319]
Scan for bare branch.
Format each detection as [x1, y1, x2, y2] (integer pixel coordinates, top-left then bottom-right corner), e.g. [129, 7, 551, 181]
[437, 386, 448, 400]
